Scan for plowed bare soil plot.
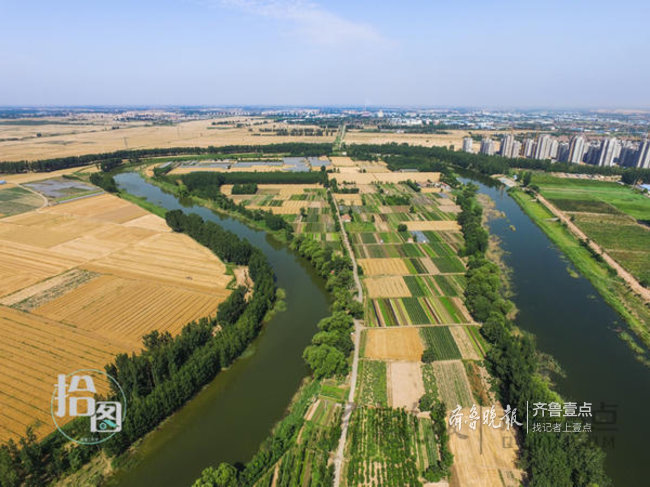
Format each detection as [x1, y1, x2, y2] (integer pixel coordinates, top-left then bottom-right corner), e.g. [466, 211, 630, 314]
[0, 306, 118, 442]
[431, 360, 473, 408]
[388, 361, 424, 410]
[363, 276, 410, 298]
[0, 193, 232, 441]
[448, 406, 523, 487]
[358, 258, 409, 276]
[363, 327, 424, 361]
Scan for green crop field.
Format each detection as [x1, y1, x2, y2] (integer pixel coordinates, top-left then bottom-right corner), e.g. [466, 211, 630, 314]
[432, 255, 465, 273]
[532, 173, 650, 220]
[420, 327, 462, 360]
[432, 361, 474, 408]
[466, 326, 488, 358]
[274, 400, 341, 487]
[404, 276, 428, 297]
[0, 186, 43, 217]
[573, 214, 650, 284]
[401, 297, 430, 324]
[356, 360, 388, 407]
[345, 408, 423, 487]
[530, 174, 650, 285]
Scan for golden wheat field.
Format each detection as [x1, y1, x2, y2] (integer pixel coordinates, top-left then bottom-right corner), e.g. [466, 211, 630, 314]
[357, 258, 410, 276]
[0, 193, 232, 442]
[363, 276, 410, 298]
[344, 129, 512, 150]
[448, 406, 523, 487]
[0, 306, 120, 442]
[0, 117, 334, 162]
[363, 328, 423, 361]
[405, 220, 461, 231]
[334, 171, 440, 186]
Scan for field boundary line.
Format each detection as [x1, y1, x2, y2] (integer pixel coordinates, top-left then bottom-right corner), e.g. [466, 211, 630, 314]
[534, 191, 650, 303]
[332, 189, 363, 487]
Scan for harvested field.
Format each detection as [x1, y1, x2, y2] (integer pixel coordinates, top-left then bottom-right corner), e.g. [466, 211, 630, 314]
[33, 275, 226, 348]
[0, 268, 99, 311]
[344, 129, 516, 151]
[363, 276, 410, 298]
[330, 156, 357, 166]
[336, 171, 440, 186]
[0, 239, 81, 296]
[358, 258, 409, 276]
[405, 220, 461, 231]
[0, 306, 120, 442]
[364, 328, 424, 361]
[0, 117, 334, 162]
[388, 361, 424, 410]
[0, 193, 233, 442]
[448, 406, 522, 487]
[82, 232, 229, 292]
[431, 361, 473, 408]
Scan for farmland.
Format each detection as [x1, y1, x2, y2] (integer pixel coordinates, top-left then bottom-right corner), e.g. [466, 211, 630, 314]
[0, 192, 232, 441]
[363, 328, 424, 361]
[0, 116, 335, 162]
[420, 327, 462, 360]
[511, 188, 650, 355]
[356, 360, 388, 407]
[430, 361, 473, 408]
[531, 173, 650, 285]
[344, 408, 426, 487]
[363, 276, 411, 298]
[339, 177, 518, 486]
[0, 185, 44, 217]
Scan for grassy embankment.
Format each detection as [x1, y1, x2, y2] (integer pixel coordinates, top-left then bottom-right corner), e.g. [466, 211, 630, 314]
[510, 188, 650, 366]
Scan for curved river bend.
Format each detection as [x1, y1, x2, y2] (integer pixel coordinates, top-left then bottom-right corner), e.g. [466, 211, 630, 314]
[111, 173, 331, 487]
[112, 173, 648, 486]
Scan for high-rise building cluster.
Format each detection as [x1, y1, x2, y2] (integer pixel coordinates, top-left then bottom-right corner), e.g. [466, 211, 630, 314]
[463, 132, 650, 168]
[480, 137, 496, 155]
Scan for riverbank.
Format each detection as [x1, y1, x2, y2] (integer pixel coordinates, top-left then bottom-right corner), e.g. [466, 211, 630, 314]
[510, 188, 650, 367]
[92, 173, 331, 487]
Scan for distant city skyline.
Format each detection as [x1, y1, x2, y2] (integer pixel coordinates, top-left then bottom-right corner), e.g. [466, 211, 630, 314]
[1, 0, 649, 107]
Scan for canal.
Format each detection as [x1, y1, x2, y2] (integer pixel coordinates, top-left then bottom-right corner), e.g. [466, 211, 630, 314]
[110, 172, 331, 487]
[468, 177, 649, 486]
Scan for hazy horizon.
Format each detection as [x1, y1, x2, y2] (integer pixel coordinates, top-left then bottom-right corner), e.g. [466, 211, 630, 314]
[2, 0, 649, 108]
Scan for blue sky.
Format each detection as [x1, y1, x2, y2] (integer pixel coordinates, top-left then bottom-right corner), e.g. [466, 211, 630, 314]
[1, 0, 648, 107]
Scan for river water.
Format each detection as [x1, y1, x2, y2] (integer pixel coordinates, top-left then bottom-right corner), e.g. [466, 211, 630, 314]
[110, 173, 331, 487]
[111, 172, 647, 486]
[468, 178, 649, 486]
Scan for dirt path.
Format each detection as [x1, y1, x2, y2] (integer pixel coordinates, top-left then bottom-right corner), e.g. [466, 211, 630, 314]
[331, 190, 363, 487]
[17, 182, 48, 209]
[535, 192, 650, 303]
